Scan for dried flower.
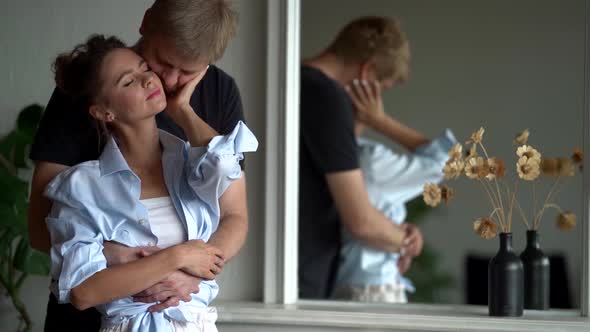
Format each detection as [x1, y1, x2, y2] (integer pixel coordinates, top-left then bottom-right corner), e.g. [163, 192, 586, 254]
[557, 158, 575, 177]
[466, 127, 485, 144]
[572, 147, 583, 171]
[513, 129, 530, 145]
[443, 159, 465, 179]
[465, 156, 488, 179]
[556, 211, 576, 231]
[517, 156, 540, 181]
[541, 158, 575, 177]
[540, 158, 559, 176]
[473, 218, 498, 239]
[485, 157, 506, 180]
[441, 185, 454, 204]
[448, 143, 463, 160]
[423, 183, 442, 207]
[516, 145, 541, 162]
[466, 143, 478, 158]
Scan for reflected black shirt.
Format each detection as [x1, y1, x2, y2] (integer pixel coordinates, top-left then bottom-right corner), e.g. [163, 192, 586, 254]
[299, 65, 359, 299]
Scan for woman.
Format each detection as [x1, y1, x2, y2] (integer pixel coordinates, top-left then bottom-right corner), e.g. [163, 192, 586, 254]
[45, 35, 257, 331]
[333, 79, 456, 303]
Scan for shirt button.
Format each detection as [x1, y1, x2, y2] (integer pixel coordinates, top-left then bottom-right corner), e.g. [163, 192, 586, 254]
[138, 219, 147, 225]
[148, 241, 155, 246]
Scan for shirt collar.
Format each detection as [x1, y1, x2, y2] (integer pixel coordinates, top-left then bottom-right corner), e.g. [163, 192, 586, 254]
[99, 130, 187, 177]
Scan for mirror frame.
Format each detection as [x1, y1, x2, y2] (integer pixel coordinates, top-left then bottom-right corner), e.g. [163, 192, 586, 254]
[263, 0, 590, 315]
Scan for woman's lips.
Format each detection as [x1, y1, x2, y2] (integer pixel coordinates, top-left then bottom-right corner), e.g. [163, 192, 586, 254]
[147, 88, 161, 100]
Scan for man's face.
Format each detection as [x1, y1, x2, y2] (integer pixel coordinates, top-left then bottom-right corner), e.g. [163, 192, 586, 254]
[139, 33, 209, 94]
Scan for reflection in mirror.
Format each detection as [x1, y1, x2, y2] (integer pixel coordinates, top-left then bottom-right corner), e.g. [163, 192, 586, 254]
[298, 0, 585, 308]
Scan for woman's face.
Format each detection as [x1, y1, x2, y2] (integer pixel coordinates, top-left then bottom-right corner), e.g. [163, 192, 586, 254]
[95, 48, 166, 125]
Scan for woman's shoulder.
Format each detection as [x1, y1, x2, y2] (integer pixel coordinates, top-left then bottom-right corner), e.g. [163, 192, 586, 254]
[44, 160, 102, 200]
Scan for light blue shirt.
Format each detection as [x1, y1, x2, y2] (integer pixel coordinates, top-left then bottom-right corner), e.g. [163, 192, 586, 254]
[45, 121, 258, 331]
[335, 129, 457, 290]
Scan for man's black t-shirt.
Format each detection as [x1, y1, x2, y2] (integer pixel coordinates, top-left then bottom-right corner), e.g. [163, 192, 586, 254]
[31, 65, 245, 332]
[298, 66, 359, 299]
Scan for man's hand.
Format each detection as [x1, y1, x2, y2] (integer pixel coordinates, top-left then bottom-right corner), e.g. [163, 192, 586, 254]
[165, 66, 208, 126]
[133, 270, 202, 312]
[345, 79, 385, 126]
[402, 224, 424, 257]
[102, 242, 159, 267]
[397, 255, 413, 275]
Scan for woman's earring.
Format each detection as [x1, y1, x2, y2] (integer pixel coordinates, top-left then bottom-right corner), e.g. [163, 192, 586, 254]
[106, 113, 115, 122]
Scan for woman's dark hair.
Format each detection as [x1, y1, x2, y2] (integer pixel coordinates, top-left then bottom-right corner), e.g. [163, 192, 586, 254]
[53, 34, 126, 104]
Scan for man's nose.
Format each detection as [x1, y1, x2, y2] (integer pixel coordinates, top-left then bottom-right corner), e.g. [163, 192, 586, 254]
[162, 70, 179, 90]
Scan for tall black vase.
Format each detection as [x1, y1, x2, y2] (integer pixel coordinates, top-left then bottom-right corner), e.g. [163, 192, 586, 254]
[520, 230, 550, 310]
[488, 232, 524, 316]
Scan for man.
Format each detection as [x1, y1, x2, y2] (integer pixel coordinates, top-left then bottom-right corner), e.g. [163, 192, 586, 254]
[299, 16, 424, 299]
[27, 1, 248, 330]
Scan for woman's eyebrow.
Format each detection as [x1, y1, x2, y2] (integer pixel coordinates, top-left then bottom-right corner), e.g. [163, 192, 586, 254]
[115, 59, 146, 85]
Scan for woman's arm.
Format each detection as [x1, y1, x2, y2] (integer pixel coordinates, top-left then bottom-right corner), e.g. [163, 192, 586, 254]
[165, 69, 219, 147]
[70, 240, 223, 311]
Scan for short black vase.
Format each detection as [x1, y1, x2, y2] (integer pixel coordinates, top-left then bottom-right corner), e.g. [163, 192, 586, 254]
[520, 230, 550, 310]
[488, 232, 524, 316]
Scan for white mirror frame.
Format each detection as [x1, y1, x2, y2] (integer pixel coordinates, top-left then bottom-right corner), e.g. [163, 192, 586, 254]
[227, 0, 590, 330]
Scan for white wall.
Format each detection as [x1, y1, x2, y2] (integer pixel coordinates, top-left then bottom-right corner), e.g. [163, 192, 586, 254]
[301, 0, 585, 306]
[0, 0, 266, 330]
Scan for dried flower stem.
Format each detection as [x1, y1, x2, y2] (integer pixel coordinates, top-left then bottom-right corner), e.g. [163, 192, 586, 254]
[513, 194, 531, 229]
[479, 142, 508, 231]
[489, 207, 503, 222]
[534, 203, 563, 230]
[533, 175, 565, 230]
[505, 180, 520, 232]
[479, 179, 506, 231]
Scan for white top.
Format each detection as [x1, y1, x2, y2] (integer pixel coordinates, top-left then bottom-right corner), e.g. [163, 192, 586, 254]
[140, 196, 187, 249]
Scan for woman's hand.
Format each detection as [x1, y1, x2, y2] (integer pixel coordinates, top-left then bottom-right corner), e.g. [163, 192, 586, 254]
[397, 255, 413, 275]
[165, 66, 209, 127]
[401, 223, 424, 257]
[345, 79, 386, 126]
[176, 239, 225, 280]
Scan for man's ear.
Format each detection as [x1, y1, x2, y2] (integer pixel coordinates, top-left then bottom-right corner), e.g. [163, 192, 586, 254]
[139, 8, 151, 36]
[359, 61, 372, 81]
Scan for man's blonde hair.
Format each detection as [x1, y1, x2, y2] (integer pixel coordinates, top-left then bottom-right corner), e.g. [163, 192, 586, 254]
[144, 0, 238, 63]
[327, 16, 410, 83]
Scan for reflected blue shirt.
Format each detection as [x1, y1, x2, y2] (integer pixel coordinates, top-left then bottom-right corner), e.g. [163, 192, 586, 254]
[45, 121, 258, 331]
[335, 129, 456, 289]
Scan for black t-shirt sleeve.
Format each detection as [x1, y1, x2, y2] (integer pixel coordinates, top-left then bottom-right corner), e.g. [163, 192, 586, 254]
[29, 88, 101, 166]
[220, 76, 246, 134]
[300, 78, 359, 174]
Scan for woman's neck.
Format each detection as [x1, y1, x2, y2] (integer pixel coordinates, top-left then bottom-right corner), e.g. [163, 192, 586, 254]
[113, 120, 161, 171]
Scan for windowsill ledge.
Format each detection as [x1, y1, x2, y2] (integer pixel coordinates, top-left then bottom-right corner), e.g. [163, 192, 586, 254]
[216, 300, 590, 331]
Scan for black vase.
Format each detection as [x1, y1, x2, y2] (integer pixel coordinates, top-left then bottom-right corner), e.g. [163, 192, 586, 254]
[520, 230, 550, 310]
[488, 232, 524, 316]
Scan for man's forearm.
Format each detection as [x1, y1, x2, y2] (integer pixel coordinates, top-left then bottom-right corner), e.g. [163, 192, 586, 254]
[351, 207, 405, 253]
[207, 213, 248, 261]
[207, 175, 249, 261]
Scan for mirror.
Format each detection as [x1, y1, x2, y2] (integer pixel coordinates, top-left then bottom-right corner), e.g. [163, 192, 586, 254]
[298, 0, 585, 308]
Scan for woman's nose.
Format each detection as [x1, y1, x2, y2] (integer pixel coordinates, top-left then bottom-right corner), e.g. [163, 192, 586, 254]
[142, 73, 153, 88]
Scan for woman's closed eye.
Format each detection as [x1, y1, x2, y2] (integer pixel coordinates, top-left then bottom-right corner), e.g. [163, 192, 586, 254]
[124, 79, 134, 87]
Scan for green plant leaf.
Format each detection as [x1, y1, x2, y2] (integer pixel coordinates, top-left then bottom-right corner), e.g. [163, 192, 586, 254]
[0, 229, 17, 258]
[13, 236, 50, 276]
[16, 104, 44, 139]
[0, 130, 32, 169]
[0, 166, 28, 207]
